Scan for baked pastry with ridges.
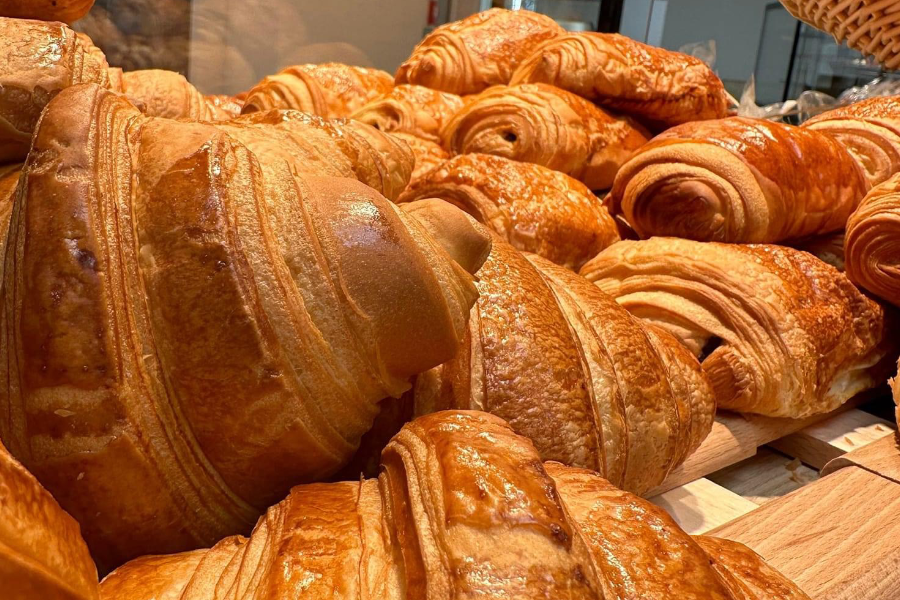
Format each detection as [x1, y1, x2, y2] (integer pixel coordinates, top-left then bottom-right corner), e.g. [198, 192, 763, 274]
[511, 31, 730, 127]
[395, 8, 564, 95]
[119, 69, 237, 121]
[0, 0, 94, 23]
[793, 231, 846, 271]
[845, 172, 900, 307]
[608, 117, 869, 242]
[442, 83, 648, 190]
[242, 63, 393, 118]
[391, 132, 449, 185]
[98, 411, 810, 600]
[398, 153, 619, 270]
[581, 237, 895, 417]
[351, 84, 464, 142]
[0, 83, 489, 569]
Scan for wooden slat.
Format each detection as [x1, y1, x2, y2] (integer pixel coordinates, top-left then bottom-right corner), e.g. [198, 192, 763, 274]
[708, 448, 818, 505]
[768, 409, 895, 469]
[822, 433, 900, 483]
[649, 478, 758, 535]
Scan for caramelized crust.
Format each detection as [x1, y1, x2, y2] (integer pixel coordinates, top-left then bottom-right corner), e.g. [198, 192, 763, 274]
[242, 63, 393, 118]
[442, 83, 648, 190]
[0, 0, 94, 23]
[511, 32, 729, 127]
[609, 117, 869, 242]
[792, 231, 846, 271]
[351, 84, 464, 142]
[582, 238, 895, 417]
[845, 172, 900, 307]
[395, 8, 564, 95]
[391, 132, 449, 184]
[398, 153, 619, 270]
[119, 70, 237, 121]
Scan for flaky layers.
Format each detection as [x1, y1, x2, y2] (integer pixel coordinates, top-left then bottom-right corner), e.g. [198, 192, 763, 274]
[845, 172, 900, 307]
[99, 411, 809, 600]
[398, 153, 619, 270]
[391, 132, 449, 184]
[511, 32, 729, 127]
[395, 8, 563, 95]
[582, 238, 895, 417]
[609, 117, 869, 242]
[351, 84, 464, 142]
[442, 83, 648, 190]
[118, 70, 238, 121]
[0, 83, 488, 568]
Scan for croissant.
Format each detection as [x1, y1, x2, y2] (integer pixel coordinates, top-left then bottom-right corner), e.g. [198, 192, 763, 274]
[0, 17, 111, 162]
[803, 96, 900, 186]
[442, 83, 648, 190]
[408, 233, 715, 495]
[793, 231, 846, 271]
[118, 69, 237, 121]
[241, 63, 394, 118]
[350, 84, 464, 142]
[608, 117, 869, 242]
[510, 32, 730, 127]
[214, 110, 415, 201]
[845, 172, 900, 307]
[395, 8, 563, 95]
[0, 83, 489, 569]
[581, 237, 896, 418]
[398, 153, 620, 270]
[99, 411, 808, 600]
[391, 132, 448, 184]
[0, 0, 94, 23]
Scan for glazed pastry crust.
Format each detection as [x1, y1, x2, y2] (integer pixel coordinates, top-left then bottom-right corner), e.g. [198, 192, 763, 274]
[845, 172, 900, 307]
[351, 84, 464, 142]
[391, 132, 449, 184]
[0, 0, 94, 23]
[119, 70, 238, 121]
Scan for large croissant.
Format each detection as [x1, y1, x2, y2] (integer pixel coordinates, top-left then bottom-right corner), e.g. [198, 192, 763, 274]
[582, 238, 895, 417]
[510, 32, 730, 127]
[242, 63, 394, 118]
[395, 8, 563, 95]
[0, 0, 94, 23]
[0, 83, 489, 569]
[845, 172, 900, 307]
[803, 95, 900, 186]
[398, 153, 620, 270]
[0, 17, 111, 162]
[351, 84, 464, 142]
[409, 234, 715, 495]
[117, 69, 239, 121]
[99, 411, 809, 600]
[608, 117, 869, 242]
[442, 83, 648, 190]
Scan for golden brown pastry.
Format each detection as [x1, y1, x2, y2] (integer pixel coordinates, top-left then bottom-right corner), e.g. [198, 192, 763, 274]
[242, 63, 394, 118]
[395, 8, 564, 95]
[0, 163, 19, 244]
[793, 231, 846, 271]
[205, 94, 244, 119]
[118, 70, 237, 121]
[409, 234, 715, 495]
[351, 84, 464, 142]
[391, 132, 449, 184]
[845, 172, 900, 307]
[0, 83, 489, 568]
[0, 0, 94, 23]
[442, 83, 648, 190]
[803, 96, 900, 186]
[0, 17, 111, 162]
[608, 117, 869, 242]
[511, 32, 730, 127]
[398, 153, 619, 270]
[99, 411, 809, 600]
[1, 439, 99, 600]
[582, 238, 896, 417]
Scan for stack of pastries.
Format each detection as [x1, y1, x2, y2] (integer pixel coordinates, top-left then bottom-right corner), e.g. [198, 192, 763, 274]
[0, 5, 894, 599]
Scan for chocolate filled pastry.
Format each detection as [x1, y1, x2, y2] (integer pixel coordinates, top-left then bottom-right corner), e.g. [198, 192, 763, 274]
[845, 172, 900, 307]
[442, 83, 648, 190]
[351, 84, 464, 142]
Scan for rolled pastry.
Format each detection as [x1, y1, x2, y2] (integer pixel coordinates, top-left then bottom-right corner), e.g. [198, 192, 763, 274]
[793, 231, 846, 271]
[119, 69, 237, 121]
[398, 153, 620, 269]
[0, 0, 94, 23]
[581, 237, 896, 418]
[803, 95, 900, 186]
[845, 172, 900, 307]
[242, 63, 393, 118]
[395, 8, 563, 95]
[351, 84, 464, 142]
[511, 32, 730, 127]
[390, 132, 449, 186]
[609, 117, 870, 242]
[442, 83, 648, 190]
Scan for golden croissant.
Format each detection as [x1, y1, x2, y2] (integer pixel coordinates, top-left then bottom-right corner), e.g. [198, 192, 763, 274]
[0, 17, 111, 162]
[351, 84, 464, 142]
[803, 95, 900, 186]
[511, 32, 730, 127]
[793, 231, 846, 271]
[408, 234, 715, 495]
[442, 83, 648, 190]
[608, 117, 869, 242]
[0, 0, 94, 23]
[581, 237, 896, 418]
[845, 172, 900, 307]
[395, 8, 563, 95]
[99, 411, 810, 600]
[390, 132, 448, 185]
[116, 69, 239, 121]
[0, 83, 489, 569]
[398, 153, 620, 270]
[242, 63, 394, 118]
